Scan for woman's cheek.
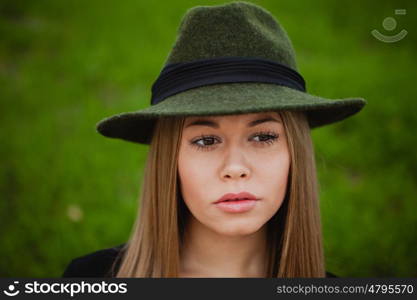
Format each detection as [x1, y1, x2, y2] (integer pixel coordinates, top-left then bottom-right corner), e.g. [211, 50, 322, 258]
[183, 154, 211, 178]
[179, 154, 212, 196]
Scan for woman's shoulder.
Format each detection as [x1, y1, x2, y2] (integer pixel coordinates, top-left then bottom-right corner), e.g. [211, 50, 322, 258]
[62, 243, 126, 277]
[325, 271, 338, 278]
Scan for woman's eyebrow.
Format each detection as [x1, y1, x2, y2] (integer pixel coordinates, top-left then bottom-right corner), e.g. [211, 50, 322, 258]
[185, 116, 281, 128]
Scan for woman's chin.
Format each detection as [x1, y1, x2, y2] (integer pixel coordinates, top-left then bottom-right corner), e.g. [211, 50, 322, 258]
[211, 222, 265, 237]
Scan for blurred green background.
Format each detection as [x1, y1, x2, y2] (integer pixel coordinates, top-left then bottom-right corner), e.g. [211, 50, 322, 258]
[1, 0, 416, 277]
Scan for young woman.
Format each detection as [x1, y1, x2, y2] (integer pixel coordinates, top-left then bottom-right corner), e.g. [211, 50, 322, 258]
[62, 1, 366, 278]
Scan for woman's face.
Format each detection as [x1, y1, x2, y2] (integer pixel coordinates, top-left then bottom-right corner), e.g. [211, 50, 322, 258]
[178, 112, 290, 237]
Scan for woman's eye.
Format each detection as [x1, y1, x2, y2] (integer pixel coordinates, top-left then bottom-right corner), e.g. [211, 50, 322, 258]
[252, 133, 279, 144]
[195, 137, 217, 147]
[190, 136, 219, 151]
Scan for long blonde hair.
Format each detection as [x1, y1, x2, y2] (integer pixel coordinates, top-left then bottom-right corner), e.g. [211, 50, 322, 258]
[112, 110, 325, 277]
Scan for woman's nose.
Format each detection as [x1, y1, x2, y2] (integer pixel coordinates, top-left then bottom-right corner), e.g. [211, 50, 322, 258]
[221, 170, 248, 180]
[219, 145, 251, 180]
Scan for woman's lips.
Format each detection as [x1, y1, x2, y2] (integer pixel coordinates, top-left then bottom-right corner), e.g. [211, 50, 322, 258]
[215, 191, 258, 203]
[214, 199, 258, 213]
[214, 191, 260, 213]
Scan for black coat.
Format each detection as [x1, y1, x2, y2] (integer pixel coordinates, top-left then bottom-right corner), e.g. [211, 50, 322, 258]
[62, 244, 124, 277]
[62, 244, 338, 278]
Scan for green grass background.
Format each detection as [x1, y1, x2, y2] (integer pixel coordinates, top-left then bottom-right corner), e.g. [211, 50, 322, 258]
[1, 0, 416, 277]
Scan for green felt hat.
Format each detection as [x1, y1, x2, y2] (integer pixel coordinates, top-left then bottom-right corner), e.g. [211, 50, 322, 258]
[96, 1, 366, 144]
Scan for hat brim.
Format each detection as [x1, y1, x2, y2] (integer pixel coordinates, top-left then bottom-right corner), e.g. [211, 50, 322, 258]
[96, 83, 366, 144]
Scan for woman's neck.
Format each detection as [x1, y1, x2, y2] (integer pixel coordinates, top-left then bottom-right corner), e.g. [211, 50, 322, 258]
[179, 216, 268, 278]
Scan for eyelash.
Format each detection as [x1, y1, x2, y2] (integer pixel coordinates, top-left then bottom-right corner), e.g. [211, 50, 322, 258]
[189, 131, 279, 151]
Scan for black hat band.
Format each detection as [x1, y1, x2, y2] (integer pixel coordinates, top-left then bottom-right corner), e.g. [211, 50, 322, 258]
[151, 56, 306, 105]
